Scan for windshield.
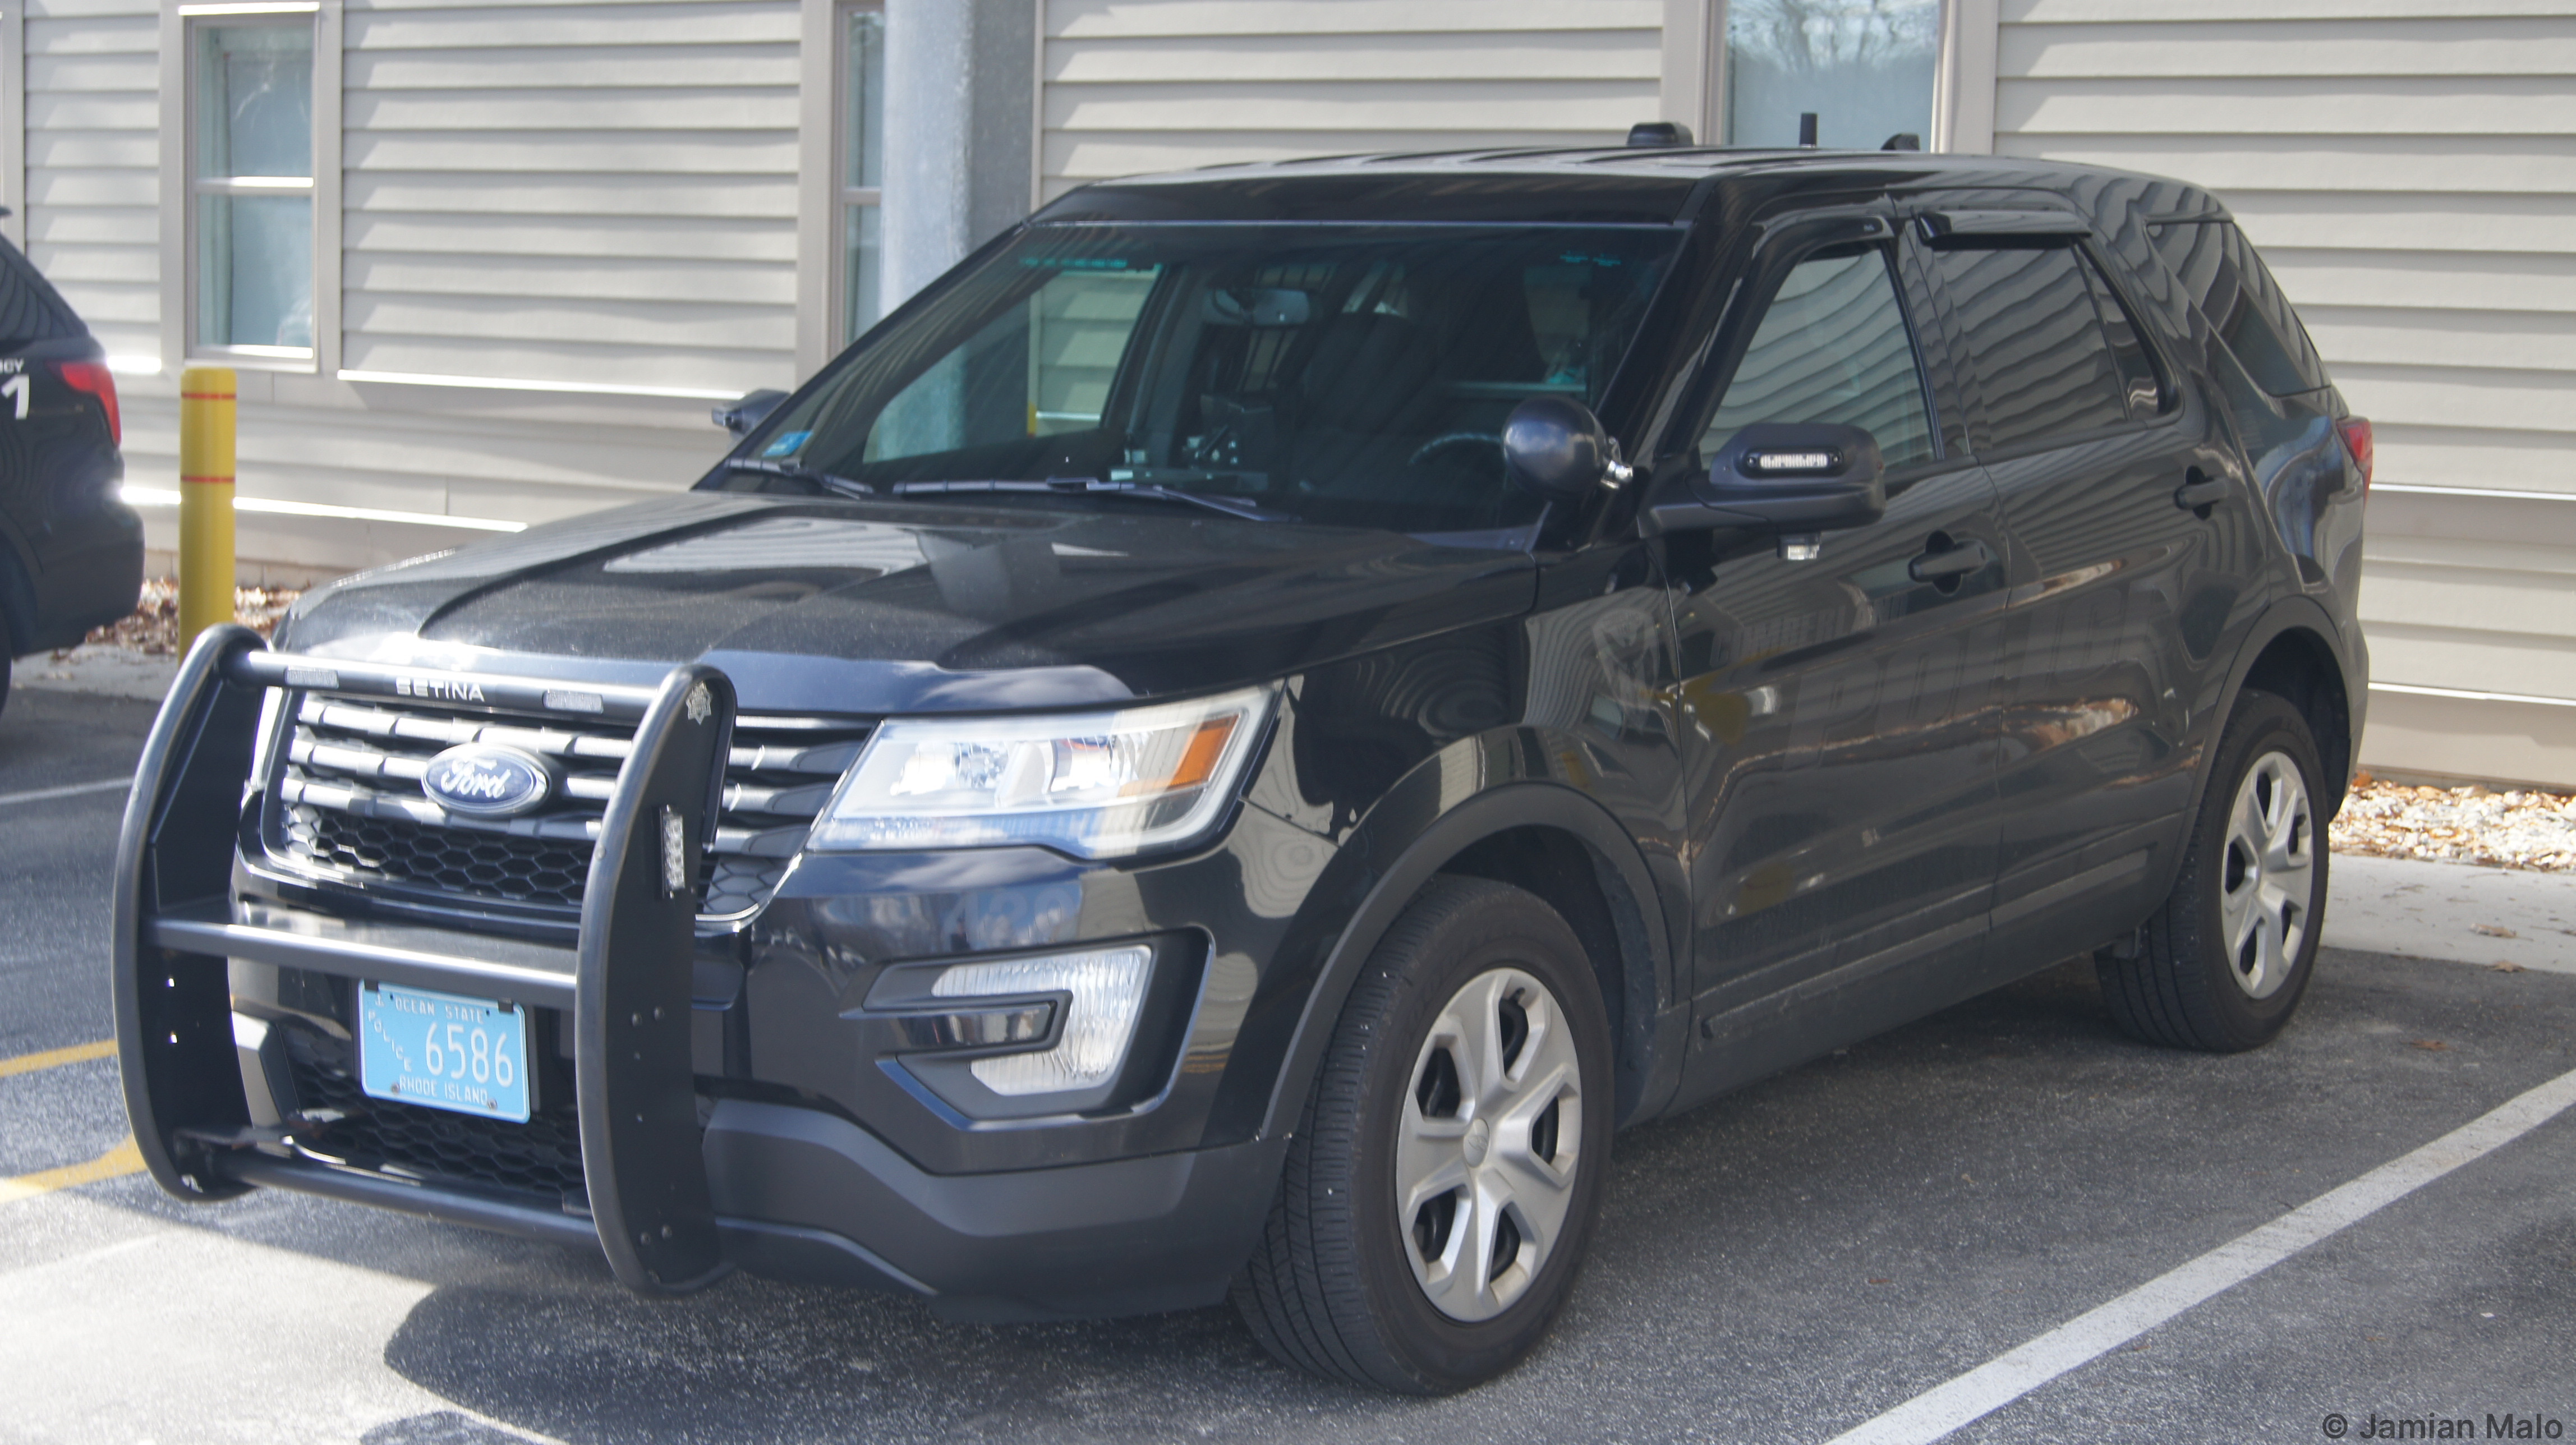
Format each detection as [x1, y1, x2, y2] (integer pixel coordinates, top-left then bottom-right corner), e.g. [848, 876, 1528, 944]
[729, 223, 1682, 539]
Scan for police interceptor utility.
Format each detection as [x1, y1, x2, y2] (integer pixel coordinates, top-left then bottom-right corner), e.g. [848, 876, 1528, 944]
[114, 144, 2367, 1394]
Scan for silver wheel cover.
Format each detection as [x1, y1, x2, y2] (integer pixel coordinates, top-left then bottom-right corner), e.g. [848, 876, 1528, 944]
[2219, 748, 2317, 1000]
[1395, 966, 1584, 1323]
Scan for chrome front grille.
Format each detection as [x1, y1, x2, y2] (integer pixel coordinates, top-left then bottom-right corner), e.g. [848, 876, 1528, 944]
[265, 691, 868, 923]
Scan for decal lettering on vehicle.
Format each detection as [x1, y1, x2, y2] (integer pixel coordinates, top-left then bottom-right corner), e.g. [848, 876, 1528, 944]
[395, 674, 490, 703]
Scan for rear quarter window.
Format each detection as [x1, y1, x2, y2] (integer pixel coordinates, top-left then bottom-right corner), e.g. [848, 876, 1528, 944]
[0, 238, 86, 349]
[2149, 222, 2328, 397]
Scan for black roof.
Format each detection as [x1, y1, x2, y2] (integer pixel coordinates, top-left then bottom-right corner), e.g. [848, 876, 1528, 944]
[1029, 147, 2226, 229]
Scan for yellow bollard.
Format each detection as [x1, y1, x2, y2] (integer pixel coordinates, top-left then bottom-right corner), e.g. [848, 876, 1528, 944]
[177, 365, 237, 651]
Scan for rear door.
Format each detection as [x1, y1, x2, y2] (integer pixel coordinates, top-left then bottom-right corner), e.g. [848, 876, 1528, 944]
[1913, 203, 2253, 963]
[1661, 205, 2012, 1099]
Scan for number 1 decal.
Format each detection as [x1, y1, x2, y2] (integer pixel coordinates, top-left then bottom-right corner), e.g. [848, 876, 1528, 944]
[2, 374, 25, 420]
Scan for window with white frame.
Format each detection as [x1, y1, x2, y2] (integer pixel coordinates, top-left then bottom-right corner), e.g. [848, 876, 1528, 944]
[1723, 0, 1941, 150]
[840, 3, 884, 346]
[191, 19, 315, 358]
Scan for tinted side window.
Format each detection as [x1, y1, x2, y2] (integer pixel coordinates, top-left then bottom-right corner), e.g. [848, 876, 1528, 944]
[1933, 242, 2128, 452]
[1701, 248, 1935, 469]
[2150, 221, 2329, 397]
[0, 240, 85, 349]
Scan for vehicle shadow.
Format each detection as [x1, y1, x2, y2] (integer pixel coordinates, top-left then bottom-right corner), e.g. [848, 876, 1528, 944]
[353, 949, 2571, 1443]
[359, 960, 2122, 1444]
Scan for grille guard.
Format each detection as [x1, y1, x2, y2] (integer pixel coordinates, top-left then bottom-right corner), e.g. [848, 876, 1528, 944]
[112, 625, 740, 1294]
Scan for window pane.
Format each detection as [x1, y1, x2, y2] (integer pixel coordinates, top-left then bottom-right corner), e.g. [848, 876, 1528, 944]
[2150, 222, 2329, 397]
[864, 266, 1162, 464]
[845, 8, 884, 191]
[1703, 249, 1934, 468]
[1933, 244, 2129, 450]
[1726, 0, 1939, 149]
[197, 25, 311, 180]
[844, 203, 881, 341]
[200, 194, 313, 349]
[753, 225, 1680, 537]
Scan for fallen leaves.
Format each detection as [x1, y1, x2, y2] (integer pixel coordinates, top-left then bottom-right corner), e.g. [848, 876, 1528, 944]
[54, 577, 300, 660]
[2409, 1039, 2451, 1052]
[2331, 774, 2576, 872]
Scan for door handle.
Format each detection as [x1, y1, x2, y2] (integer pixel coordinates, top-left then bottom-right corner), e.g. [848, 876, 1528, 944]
[1908, 537, 1993, 584]
[2175, 470, 2229, 513]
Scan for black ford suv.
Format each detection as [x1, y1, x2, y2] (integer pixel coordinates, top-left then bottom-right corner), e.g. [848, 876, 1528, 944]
[114, 148, 2367, 1393]
[0, 228, 138, 717]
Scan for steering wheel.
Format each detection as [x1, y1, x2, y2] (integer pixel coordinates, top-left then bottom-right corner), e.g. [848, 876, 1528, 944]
[1407, 431, 1503, 472]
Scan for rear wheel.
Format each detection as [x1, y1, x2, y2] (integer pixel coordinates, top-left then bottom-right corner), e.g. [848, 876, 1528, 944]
[1233, 876, 1612, 1393]
[2098, 689, 2327, 1051]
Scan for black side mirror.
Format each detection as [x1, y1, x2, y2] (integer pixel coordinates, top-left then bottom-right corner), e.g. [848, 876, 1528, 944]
[1503, 396, 1630, 503]
[1639, 422, 1886, 536]
[714, 389, 789, 436]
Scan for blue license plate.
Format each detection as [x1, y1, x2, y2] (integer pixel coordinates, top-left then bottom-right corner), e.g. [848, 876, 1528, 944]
[358, 982, 533, 1123]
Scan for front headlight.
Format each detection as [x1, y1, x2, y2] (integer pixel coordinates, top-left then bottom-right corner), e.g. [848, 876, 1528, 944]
[809, 685, 1274, 859]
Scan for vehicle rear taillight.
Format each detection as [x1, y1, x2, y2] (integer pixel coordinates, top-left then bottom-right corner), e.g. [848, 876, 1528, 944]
[57, 360, 120, 447]
[2336, 415, 2372, 494]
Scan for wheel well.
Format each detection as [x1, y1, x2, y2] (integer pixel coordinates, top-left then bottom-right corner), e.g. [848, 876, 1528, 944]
[2240, 629, 2353, 812]
[1439, 825, 1659, 1122]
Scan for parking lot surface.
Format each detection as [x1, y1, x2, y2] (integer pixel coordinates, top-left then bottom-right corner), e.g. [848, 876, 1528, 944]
[3, 687, 2570, 1444]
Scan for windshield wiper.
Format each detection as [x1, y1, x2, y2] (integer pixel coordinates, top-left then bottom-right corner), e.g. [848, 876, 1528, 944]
[721, 457, 877, 500]
[891, 477, 1292, 522]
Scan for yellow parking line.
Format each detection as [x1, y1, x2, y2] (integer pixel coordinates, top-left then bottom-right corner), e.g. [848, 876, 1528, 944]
[0, 1038, 117, 1079]
[0, 1136, 146, 1205]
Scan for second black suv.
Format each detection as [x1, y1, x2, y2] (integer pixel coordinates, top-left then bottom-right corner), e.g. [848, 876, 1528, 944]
[114, 148, 2366, 1394]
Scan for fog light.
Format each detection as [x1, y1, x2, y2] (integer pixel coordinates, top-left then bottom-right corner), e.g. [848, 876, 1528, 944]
[930, 945, 1150, 1096]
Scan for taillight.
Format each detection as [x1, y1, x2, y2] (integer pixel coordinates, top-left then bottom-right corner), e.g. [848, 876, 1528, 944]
[57, 360, 121, 447]
[2336, 415, 2372, 494]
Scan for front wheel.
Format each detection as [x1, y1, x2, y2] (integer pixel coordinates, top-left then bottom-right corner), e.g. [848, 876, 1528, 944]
[2098, 688, 2329, 1051]
[1233, 877, 1613, 1393]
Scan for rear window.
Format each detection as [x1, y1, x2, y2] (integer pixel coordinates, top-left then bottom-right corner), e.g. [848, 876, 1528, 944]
[1931, 241, 2133, 453]
[2150, 222, 2328, 397]
[0, 237, 86, 349]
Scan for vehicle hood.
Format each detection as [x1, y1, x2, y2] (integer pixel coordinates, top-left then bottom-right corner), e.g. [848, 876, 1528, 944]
[278, 494, 1538, 714]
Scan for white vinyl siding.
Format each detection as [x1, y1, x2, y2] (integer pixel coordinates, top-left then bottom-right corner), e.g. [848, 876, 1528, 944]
[339, 0, 803, 395]
[24, 0, 159, 367]
[1038, 0, 1666, 204]
[1993, 0, 2576, 785]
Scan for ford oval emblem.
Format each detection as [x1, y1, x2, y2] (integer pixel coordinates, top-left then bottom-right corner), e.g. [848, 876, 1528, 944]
[421, 744, 556, 820]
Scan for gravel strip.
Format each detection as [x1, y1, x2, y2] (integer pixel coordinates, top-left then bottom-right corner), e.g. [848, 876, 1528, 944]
[2331, 774, 2576, 873]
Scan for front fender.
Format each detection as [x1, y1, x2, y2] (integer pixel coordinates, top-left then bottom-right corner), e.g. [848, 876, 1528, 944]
[1207, 730, 1685, 1151]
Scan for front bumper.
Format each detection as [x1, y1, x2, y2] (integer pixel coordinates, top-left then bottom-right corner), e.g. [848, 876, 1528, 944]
[112, 629, 1298, 1319]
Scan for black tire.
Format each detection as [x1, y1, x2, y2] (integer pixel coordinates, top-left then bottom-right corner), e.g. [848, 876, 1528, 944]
[1233, 876, 1614, 1394]
[2098, 688, 2329, 1052]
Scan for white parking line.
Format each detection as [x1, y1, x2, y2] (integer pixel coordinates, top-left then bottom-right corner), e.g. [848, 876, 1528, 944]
[1824, 1063, 2576, 1445]
[0, 777, 128, 808]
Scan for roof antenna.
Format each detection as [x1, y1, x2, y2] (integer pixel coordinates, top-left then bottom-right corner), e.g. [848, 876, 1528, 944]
[1798, 112, 1819, 148]
[1882, 132, 1921, 151]
[1627, 121, 1693, 148]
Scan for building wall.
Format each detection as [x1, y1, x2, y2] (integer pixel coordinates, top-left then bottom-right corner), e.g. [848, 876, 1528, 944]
[1037, 0, 1667, 204]
[1988, 0, 2576, 786]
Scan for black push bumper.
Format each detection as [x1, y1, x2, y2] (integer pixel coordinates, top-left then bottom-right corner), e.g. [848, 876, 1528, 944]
[109, 626, 1278, 1318]
[116, 625, 739, 1293]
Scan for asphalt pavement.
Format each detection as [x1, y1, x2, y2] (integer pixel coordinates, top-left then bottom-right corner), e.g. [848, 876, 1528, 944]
[2, 684, 2570, 1445]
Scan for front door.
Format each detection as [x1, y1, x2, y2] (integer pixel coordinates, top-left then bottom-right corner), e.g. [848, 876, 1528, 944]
[1661, 213, 2010, 1103]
